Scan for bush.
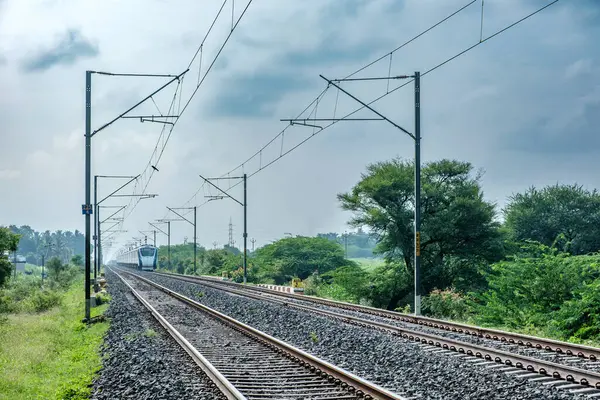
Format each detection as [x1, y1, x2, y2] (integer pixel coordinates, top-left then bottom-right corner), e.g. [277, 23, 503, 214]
[71, 255, 83, 267]
[422, 288, 471, 320]
[549, 279, 600, 341]
[23, 290, 62, 312]
[317, 283, 356, 302]
[302, 274, 321, 296]
[0, 291, 17, 313]
[474, 243, 599, 328]
[94, 291, 111, 306]
[0, 265, 81, 314]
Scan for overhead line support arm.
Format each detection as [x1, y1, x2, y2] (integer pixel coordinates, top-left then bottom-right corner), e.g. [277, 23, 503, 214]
[91, 69, 189, 138]
[319, 75, 415, 139]
[199, 174, 243, 206]
[166, 207, 194, 226]
[98, 175, 140, 205]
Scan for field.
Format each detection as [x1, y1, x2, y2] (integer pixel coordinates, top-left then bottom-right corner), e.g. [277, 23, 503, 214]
[0, 278, 108, 400]
[350, 257, 385, 272]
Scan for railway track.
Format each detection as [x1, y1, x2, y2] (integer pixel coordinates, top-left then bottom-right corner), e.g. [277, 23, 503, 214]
[161, 272, 600, 362]
[110, 267, 406, 400]
[145, 270, 600, 396]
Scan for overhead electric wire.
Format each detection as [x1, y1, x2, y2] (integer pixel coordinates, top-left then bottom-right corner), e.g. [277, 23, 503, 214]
[171, 0, 480, 212]
[140, 0, 558, 254]
[260, 0, 561, 171]
[178, 0, 255, 117]
[187, 0, 229, 70]
[204, 0, 480, 178]
[110, 0, 255, 246]
[148, 0, 255, 224]
[178, 0, 560, 210]
[344, 0, 477, 80]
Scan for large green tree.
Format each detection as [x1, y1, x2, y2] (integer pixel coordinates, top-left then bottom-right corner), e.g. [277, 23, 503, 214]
[338, 158, 503, 309]
[0, 227, 21, 286]
[503, 184, 600, 255]
[253, 236, 353, 284]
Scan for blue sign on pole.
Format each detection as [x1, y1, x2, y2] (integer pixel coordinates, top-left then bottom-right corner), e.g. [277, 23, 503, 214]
[82, 204, 93, 215]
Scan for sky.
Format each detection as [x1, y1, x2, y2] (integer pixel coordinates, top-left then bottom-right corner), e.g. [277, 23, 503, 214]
[0, 0, 599, 260]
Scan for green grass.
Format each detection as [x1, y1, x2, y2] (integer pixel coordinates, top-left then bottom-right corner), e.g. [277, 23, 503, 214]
[350, 257, 385, 272]
[0, 278, 109, 400]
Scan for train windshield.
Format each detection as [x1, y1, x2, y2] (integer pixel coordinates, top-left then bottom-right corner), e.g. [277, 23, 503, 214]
[140, 247, 155, 256]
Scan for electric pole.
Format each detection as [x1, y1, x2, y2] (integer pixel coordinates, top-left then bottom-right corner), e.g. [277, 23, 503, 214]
[251, 238, 256, 252]
[414, 71, 422, 316]
[200, 173, 248, 284]
[82, 68, 187, 323]
[152, 220, 172, 270]
[281, 72, 422, 314]
[166, 206, 197, 274]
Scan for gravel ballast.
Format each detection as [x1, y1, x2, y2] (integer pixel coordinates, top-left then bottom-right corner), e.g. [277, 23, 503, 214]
[137, 270, 588, 400]
[196, 279, 600, 372]
[120, 274, 364, 400]
[90, 269, 227, 400]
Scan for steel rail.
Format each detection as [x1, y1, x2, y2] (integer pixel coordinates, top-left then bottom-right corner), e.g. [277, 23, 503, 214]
[110, 268, 247, 400]
[163, 272, 600, 361]
[119, 268, 407, 400]
[151, 271, 600, 389]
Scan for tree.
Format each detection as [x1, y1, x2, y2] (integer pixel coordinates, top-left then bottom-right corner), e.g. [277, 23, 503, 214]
[46, 257, 67, 280]
[0, 227, 21, 286]
[338, 158, 503, 309]
[253, 236, 353, 284]
[7, 226, 85, 265]
[157, 243, 208, 272]
[71, 254, 83, 266]
[223, 244, 241, 256]
[320, 264, 371, 303]
[504, 184, 600, 255]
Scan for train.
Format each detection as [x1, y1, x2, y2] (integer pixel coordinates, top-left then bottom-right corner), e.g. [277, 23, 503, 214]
[116, 244, 158, 271]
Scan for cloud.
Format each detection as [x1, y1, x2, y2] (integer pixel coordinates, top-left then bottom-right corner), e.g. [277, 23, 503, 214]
[513, 97, 600, 155]
[565, 59, 592, 79]
[1, 0, 600, 254]
[20, 28, 99, 72]
[207, 72, 314, 117]
[283, 41, 382, 68]
[0, 169, 20, 180]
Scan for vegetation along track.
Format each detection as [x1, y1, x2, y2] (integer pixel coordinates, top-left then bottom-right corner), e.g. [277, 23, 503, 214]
[111, 267, 406, 400]
[149, 270, 600, 394]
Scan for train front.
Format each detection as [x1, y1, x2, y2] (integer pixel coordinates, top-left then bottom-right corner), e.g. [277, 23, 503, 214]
[138, 245, 157, 271]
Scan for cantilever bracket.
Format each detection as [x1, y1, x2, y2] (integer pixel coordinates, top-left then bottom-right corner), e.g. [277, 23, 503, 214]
[289, 121, 323, 130]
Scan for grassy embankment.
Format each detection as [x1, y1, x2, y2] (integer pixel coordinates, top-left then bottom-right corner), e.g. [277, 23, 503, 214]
[0, 274, 108, 400]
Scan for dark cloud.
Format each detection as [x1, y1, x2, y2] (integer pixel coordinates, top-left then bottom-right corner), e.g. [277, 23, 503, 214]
[508, 98, 600, 155]
[20, 29, 99, 73]
[282, 1, 396, 68]
[207, 73, 314, 118]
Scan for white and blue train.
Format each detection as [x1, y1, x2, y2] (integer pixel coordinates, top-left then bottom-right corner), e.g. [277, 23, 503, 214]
[116, 244, 158, 271]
